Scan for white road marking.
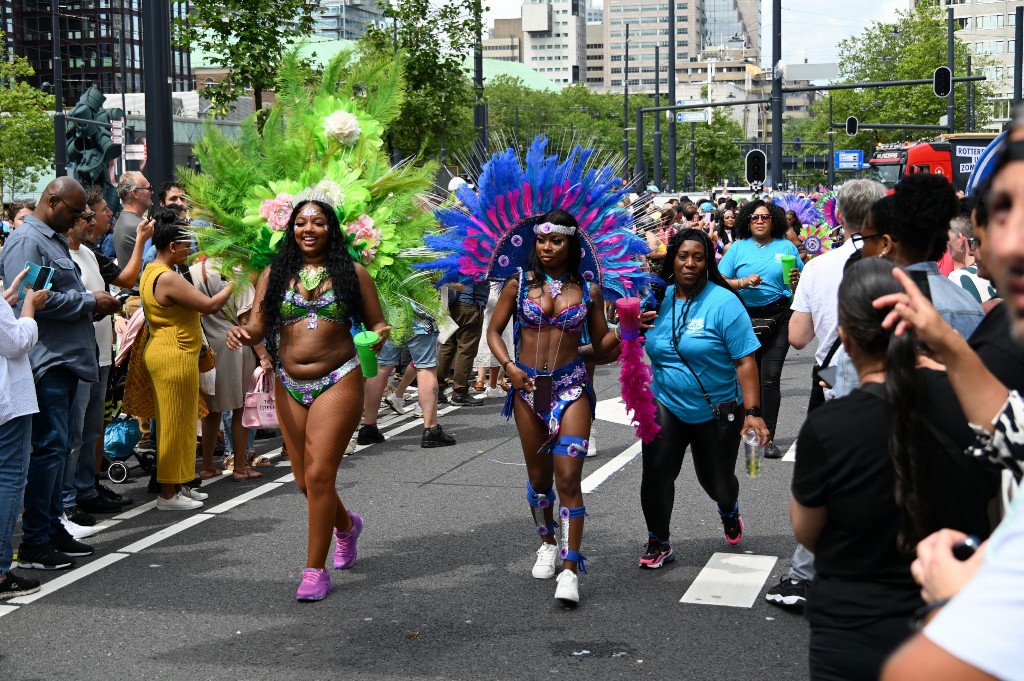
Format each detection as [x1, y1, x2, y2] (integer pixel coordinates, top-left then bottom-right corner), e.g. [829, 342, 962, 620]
[204, 482, 284, 514]
[8, 552, 130, 605]
[112, 500, 157, 520]
[594, 398, 635, 426]
[118, 513, 213, 554]
[581, 442, 642, 493]
[782, 441, 797, 462]
[680, 552, 778, 608]
[0, 604, 20, 618]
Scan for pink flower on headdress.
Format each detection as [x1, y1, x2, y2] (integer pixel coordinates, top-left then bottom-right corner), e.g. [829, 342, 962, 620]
[346, 214, 382, 264]
[259, 193, 294, 231]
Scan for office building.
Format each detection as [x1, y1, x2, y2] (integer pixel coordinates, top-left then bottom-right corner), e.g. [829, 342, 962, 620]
[522, 0, 588, 85]
[484, 17, 524, 63]
[911, 0, 1022, 128]
[313, 0, 385, 41]
[0, 1, 192, 103]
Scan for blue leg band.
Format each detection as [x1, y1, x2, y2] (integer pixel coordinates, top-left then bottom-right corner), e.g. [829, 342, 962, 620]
[559, 505, 588, 573]
[526, 481, 557, 536]
[552, 435, 589, 459]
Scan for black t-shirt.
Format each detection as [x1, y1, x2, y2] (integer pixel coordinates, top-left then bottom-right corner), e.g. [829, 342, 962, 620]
[969, 302, 1024, 392]
[793, 370, 997, 629]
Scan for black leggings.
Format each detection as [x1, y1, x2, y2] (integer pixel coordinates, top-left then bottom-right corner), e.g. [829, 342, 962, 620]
[640, 400, 742, 541]
[754, 308, 792, 439]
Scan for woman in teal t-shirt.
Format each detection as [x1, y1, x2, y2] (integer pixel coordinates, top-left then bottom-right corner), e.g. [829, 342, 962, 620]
[639, 228, 769, 569]
[719, 200, 803, 460]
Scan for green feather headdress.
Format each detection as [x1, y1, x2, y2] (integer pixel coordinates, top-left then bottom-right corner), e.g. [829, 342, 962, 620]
[179, 49, 443, 344]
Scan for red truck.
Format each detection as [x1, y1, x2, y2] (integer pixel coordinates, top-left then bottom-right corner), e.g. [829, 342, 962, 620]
[867, 133, 997, 192]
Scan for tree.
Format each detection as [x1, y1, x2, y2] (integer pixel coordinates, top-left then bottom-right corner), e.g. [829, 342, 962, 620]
[360, 0, 479, 159]
[173, 1, 319, 115]
[806, 3, 993, 152]
[0, 31, 54, 202]
[687, 108, 745, 189]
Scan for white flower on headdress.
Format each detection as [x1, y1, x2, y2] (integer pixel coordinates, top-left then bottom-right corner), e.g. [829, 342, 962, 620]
[324, 110, 361, 145]
[313, 179, 345, 207]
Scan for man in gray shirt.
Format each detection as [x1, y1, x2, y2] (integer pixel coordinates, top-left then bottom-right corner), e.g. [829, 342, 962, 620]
[113, 171, 154, 299]
[0, 177, 121, 570]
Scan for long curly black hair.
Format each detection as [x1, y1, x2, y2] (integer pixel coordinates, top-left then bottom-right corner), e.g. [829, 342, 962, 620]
[661, 227, 739, 301]
[838, 257, 927, 556]
[525, 209, 584, 290]
[259, 200, 363, 361]
[868, 174, 958, 262]
[734, 199, 787, 241]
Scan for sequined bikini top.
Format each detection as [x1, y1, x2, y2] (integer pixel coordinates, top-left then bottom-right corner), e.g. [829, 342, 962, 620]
[280, 289, 348, 328]
[519, 294, 588, 333]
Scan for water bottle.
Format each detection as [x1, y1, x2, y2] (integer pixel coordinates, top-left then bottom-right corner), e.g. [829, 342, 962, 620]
[743, 428, 763, 478]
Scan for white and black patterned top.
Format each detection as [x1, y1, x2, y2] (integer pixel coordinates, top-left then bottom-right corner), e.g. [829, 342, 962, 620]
[968, 390, 1024, 482]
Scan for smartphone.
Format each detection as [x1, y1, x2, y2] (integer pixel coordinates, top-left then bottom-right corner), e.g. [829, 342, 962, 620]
[907, 269, 932, 301]
[703, 212, 713, 225]
[533, 374, 553, 409]
[817, 365, 838, 389]
[19, 261, 55, 299]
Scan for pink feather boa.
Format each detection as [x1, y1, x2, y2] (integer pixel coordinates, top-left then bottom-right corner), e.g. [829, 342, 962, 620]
[617, 337, 661, 443]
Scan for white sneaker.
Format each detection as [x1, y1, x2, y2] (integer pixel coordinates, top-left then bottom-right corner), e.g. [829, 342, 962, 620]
[586, 433, 598, 458]
[532, 542, 559, 579]
[383, 391, 405, 415]
[157, 492, 204, 511]
[345, 438, 356, 455]
[485, 386, 506, 399]
[181, 486, 208, 501]
[413, 403, 423, 418]
[60, 514, 100, 539]
[555, 569, 580, 605]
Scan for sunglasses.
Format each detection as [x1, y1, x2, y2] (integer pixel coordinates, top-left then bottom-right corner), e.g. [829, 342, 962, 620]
[850, 233, 884, 251]
[56, 195, 87, 219]
[750, 213, 772, 222]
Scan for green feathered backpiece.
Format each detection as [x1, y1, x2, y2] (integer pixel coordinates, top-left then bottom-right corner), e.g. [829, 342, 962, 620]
[179, 49, 442, 344]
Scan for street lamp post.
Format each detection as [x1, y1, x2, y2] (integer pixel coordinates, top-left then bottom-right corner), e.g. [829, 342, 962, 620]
[653, 45, 662, 191]
[51, 0, 67, 177]
[623, 23, 630, 174]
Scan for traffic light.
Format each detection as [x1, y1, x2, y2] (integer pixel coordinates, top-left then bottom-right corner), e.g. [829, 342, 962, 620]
[933, 66, 952, 98]
[745, 149, 767, 185]
[846, 116, 859, 136]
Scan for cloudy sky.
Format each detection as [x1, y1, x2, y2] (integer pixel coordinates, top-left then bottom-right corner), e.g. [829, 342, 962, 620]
[484, 0, 910, 66]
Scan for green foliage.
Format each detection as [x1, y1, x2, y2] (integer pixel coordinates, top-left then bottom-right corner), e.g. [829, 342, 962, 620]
[172, 0, 319, 115]
[360, 0, 480, 158]
[0, 31, 54, 202]
[690, 108, 745, 188]
[806, 2, 993, 152]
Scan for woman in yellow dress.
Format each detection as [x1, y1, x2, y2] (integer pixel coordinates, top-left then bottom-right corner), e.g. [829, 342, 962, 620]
[141, 210, 234, 511]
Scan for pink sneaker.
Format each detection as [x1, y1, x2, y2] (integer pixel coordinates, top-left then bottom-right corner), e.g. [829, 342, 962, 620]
[296, 568, 332, 601]
[333, 512, 363, 569]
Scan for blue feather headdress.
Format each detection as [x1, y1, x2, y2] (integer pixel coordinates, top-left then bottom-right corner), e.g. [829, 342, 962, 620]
[419, 136, 650, 301]
[773, 193, 822, 227]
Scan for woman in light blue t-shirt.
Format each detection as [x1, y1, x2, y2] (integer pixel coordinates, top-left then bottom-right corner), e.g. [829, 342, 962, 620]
[719, 200, 803, 460]
[639, 229, 769, 570]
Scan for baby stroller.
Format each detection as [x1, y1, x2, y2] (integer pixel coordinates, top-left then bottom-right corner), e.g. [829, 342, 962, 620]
[102, 359, 153, 483]
[102, 307, 155, 484]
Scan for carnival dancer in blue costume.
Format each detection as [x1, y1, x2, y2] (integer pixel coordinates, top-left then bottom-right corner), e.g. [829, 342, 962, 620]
[421, 137, 650, 606]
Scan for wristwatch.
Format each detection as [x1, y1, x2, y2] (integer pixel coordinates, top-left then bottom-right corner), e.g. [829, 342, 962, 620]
[744, 407, 763, 417]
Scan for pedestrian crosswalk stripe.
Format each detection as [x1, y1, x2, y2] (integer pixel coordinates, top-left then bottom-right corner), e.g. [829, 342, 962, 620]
[680, 552, 778, 608]
[0, 605, 19, 618]
[581, 442, 642, 493]
[594, 398, 634, 426]
[783, 441, 797, 462]
[8, 552, 130, 605]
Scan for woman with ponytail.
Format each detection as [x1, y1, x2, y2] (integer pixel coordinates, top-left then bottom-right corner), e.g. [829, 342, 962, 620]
[790, 258, 997, 681]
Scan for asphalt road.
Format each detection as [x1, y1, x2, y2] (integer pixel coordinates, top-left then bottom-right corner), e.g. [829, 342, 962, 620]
[0, 346, 820, 681]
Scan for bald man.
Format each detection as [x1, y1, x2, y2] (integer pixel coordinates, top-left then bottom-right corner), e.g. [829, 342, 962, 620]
[0, 177, 121, 570]
[113, 171, 154, 298]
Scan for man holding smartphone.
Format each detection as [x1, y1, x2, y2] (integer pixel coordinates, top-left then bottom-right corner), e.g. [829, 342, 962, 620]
[0, 178, 121, 570]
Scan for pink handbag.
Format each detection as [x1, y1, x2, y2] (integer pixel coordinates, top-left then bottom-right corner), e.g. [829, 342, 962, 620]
[242, 367, 279, 429]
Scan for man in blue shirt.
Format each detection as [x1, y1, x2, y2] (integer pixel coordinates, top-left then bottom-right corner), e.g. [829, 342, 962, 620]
[0, 178, 122, 570]
[436, 281, 489, 406]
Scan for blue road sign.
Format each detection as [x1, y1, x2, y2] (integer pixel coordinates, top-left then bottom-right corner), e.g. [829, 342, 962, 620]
[834, 150, 864, 170]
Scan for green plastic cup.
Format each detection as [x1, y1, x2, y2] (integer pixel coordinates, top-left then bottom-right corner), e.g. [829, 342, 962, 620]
[353, 330, 380, 378]
[781, 254, 798, 286]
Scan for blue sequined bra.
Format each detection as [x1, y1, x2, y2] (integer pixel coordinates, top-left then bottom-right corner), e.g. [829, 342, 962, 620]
[280, 289, 348, 329]
[519, 291, 588, 333]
